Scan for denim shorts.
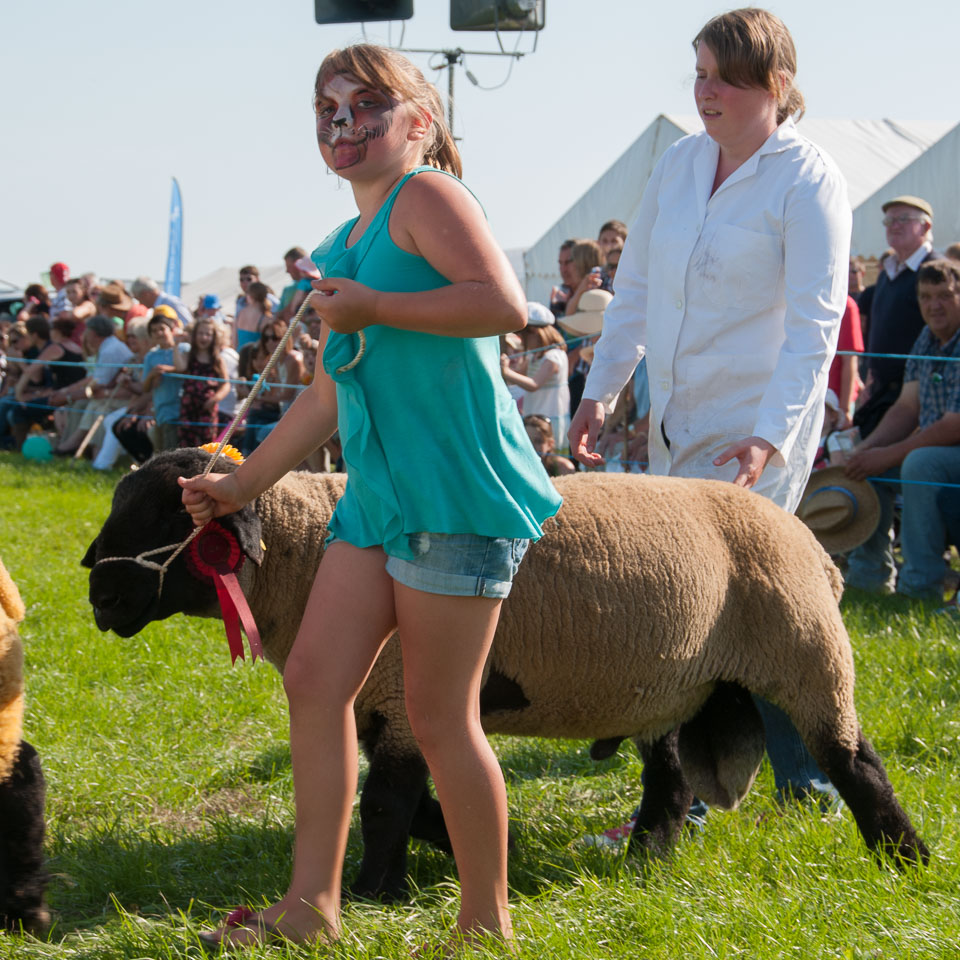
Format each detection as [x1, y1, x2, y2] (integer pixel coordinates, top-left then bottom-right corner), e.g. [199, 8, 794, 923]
[386, 532, 530, 598]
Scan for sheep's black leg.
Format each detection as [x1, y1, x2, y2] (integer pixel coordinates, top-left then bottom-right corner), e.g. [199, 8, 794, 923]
[627, 729, 693, 858]
[350, 752, 432, 901]
[409, 783, 451, 853]
[0, 742, 48, 934]
[817, 731, 929, 867]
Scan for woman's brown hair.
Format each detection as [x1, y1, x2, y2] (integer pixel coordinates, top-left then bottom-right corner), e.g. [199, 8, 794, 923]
[248, 281, 273, 316]
[314, 44, 462, 178]
[570, 240, 603, 282]
[693, 8, 804, 124]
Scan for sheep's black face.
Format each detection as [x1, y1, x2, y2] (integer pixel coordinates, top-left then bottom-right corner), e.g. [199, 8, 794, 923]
[83, 449, 262, 637]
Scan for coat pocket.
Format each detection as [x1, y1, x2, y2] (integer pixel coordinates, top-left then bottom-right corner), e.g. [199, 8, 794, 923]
[693, 224, 782, 311]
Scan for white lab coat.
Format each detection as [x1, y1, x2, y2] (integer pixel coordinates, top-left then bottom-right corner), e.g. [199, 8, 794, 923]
[583, 119, 852, 511]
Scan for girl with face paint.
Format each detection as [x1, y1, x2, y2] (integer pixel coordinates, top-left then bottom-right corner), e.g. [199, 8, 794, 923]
[180, 43, 560, 952]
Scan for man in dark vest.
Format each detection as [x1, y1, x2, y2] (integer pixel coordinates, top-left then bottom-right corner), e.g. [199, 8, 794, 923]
[854, 195, 936, 438]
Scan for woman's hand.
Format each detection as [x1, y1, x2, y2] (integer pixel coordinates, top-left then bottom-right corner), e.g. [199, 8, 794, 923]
[569, 399, 607, 467]
[565, 270, 604, 315]
[713, 436, 776, 490]
[308, 278, 379, 334]
[178, 472, 248, 527]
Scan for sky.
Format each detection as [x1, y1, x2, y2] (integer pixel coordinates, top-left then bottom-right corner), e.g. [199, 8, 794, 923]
[2, 0, 958, 290]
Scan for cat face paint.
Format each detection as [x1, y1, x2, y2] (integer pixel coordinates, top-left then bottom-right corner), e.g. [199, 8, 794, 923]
[316, 73, 397, 170]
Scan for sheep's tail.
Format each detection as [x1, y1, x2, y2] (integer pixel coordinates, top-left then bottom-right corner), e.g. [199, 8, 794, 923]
[821, 548, 844, 603]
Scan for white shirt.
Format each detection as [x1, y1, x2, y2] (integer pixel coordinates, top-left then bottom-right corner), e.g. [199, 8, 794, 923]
[583, 119, 852, 511]
[522, 347, 570, 420]
[884, 240, 933, 280]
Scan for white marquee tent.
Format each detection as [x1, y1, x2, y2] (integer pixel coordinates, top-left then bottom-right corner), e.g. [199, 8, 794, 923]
[523, 115, 959, 305]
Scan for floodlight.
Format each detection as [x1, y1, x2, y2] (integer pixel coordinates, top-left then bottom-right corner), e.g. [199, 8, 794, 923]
[450, 0, 545, 31]
[314, 0, 413, 24]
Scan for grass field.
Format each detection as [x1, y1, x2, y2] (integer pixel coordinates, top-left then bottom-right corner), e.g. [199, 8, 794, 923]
[1, 454, 958, 958]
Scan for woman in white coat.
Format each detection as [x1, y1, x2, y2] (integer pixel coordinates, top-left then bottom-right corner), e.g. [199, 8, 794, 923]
[570, 8, 851, 805]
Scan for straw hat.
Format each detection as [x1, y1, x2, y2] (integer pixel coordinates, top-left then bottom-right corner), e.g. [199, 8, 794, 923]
[795, 467, 881, 555]
[98, 281, 133, 313]
[557, 288, 613, 337]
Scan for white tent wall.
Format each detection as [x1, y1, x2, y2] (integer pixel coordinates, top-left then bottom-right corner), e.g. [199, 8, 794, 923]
[522, 115, 695, 306]
[180, 264, 289, 319]
[851, 121, 960, 257]
[523, 115, 955, 304]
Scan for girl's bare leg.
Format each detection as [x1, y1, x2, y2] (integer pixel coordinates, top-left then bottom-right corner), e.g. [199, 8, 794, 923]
[395, 585, 513, 944]
[204, 541, 396, 947]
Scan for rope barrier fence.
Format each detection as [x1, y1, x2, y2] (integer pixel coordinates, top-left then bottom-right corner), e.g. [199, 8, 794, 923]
[4, 341, 958, 490]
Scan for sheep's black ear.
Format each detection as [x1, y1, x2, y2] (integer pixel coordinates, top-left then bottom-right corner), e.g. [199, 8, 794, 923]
[81, 538, 99, 569]
[219, 503, 264, 566]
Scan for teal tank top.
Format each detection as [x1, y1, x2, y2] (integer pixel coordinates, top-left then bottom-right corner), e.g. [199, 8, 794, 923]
[312, 166, 562, 560]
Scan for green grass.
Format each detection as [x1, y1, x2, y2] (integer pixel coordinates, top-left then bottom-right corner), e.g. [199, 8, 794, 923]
[1, 453, 958, 958]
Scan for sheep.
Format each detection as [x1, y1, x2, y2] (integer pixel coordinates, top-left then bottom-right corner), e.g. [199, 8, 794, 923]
[0, 558, 48, 933]
[82, 448, 928, 900]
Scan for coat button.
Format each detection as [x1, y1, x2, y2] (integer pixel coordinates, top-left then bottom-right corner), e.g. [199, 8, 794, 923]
[675, 299, 683, 309]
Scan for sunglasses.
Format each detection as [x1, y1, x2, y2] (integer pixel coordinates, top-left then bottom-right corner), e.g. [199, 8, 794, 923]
[240, 275, 256, 282]
[263, 334, 279, 342]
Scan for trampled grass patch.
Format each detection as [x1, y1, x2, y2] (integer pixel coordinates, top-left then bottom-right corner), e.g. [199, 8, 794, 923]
[1, 453, 958, 958]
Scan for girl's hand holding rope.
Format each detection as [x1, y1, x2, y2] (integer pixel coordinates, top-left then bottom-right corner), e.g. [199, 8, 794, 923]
[178, 472, 247, 527]
[308, 278, 379, 334]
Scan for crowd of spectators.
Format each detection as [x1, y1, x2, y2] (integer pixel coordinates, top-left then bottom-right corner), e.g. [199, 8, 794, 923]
[0, 255, 318, 469]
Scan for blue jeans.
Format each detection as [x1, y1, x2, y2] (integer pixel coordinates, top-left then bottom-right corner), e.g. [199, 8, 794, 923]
[0, 396, 15, 447]
[240, 406, 281, 457]
[845, 446, 960, 600]
[753, 696, 832, 799]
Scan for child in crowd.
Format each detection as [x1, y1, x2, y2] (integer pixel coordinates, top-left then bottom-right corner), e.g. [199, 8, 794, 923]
[180, 43, 560, 951]
[135, 308, 189, 454]
[499, 330, 526, 406]
[523, 414, 576, 476]
[500, 302, 570, 452]
[174, 317, 230, 447]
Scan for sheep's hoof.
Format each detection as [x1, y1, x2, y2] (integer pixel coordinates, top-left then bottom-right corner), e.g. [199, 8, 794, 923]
[876, 834, 930, 870]
[344, 881, 409, 904]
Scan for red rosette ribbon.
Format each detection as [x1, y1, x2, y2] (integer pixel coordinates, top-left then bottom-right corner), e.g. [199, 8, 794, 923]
[186, 520, 263, 664]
